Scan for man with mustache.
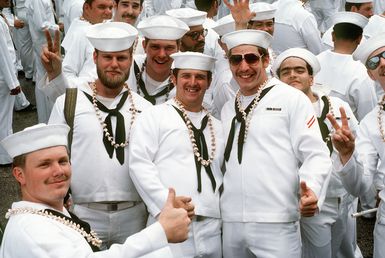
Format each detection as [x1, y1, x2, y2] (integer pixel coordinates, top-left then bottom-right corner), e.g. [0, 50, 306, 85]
[129, 51, 224, 257]
[40, 22, 154, 249]
[0, 123, 191, 257]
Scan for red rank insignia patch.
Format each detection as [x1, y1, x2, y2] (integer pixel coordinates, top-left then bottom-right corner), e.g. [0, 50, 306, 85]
[307, 115, 315, 128]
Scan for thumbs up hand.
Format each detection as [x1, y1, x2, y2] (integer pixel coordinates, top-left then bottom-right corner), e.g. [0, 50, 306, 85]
[159, 188, 191, 243]
[299, 181, 319, 217]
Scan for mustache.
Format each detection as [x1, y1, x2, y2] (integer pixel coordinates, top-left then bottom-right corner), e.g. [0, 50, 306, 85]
[46, 175, 70, 184]
[121, 14, 137, 20]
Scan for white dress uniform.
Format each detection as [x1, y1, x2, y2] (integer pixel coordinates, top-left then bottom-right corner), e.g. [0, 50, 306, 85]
[0, 15, 18, 165]
[335, 103, 385, 258]
[373, 0, 385, 15]
[0, 201, 171, 257]
[46, 77, 151, 249]
[61, 18, 97, 87]
[308, 0, 340, 32]
[272, 0, 323, 55]
[25, 0, 57, 123]
[300, 92, 359, 258]
[13, 0, 34, 79]
[127, 55, 176, 105]
[129, 99, 224, 258]
[62, 0, 83, 34]
[221, 77, 332, 258]
[315, 50, 377, 121]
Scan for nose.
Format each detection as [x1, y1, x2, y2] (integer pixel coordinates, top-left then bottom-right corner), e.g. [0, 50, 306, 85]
[110, 57, 119, 68]
[127, 5, 133, 14]
[238, 58, 250, 70]
[158, 47, 166, 58]
[105, 7, 113, 17]
[52, 162, 65, 177]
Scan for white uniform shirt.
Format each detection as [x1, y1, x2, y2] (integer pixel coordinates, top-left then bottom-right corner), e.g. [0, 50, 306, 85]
[62, 18, 96, 87]
[220, 78, 332, 223]
[272, 0, 323, 55]
[0, 201, 170, 257]
[62, 0, 83, 33]
[315, 50, 377, 121]
[313, 92, 358, 197]
[0, 15, 19, 92]
[129, 99, 224, 218]
[48, 78, 151, 203]
[127, 55, 176, 105]
[336, 105, 385, 197]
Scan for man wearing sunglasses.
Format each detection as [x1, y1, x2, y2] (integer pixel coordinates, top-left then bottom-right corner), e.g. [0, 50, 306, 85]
[329, 33, 385, 258]
[166, 8, 208, 54]
[220, 29, 331, 258]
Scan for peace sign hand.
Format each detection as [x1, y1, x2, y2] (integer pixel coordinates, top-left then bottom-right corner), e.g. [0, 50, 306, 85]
[326, 107, 355, 165]
[40, 29, 62, 81]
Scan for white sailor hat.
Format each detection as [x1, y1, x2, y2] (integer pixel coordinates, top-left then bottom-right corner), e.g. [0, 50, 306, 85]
[1, 124, 70, 158]
[86, 22, 138, 52]
[353, 32, 385, 65]
[211, 14, 235, 37]
[171, 52, 216, 71]
[166, 8, 207, 27]
[138, 15, 189, 40]
[332, 12, 368, 28]
[346, 0, 373, 3]
[250, 2, 277, 21]
[222, 29, 272, 50]
[272, 48, 321, 77]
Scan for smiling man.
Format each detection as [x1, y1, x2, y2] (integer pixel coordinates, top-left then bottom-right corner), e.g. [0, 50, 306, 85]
[127, 15, 189, 105]
[129, 51, 224, 257]
[113, 0, 143, 25]
[220, 29, 332, 258]
[0, 123, 191, 257]
[273, 48, 359, 258]
[40, 22, 154, 249]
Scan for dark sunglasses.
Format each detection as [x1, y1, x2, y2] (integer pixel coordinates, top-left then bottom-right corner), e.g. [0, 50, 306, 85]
[366, 50, 385, 70]
[228, 53, 263, 66]
[185, 29, 208, 41]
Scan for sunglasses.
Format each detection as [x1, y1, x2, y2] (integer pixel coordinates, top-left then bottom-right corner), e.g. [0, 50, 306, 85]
[228, 53, 263, 66]
[185, 29, 208, 41]
[366, 50, 385, 70]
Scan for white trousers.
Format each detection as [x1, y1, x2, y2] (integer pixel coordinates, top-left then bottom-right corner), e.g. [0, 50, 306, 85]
[0, 86, 15, 164]
[374, 201, 385, 258]
[14, 22, 34, 79]
[148, 215, 222, 258]
[73, 202, 148, 250]
[301, 195, 350, 258]
[223, 221, 301, 258]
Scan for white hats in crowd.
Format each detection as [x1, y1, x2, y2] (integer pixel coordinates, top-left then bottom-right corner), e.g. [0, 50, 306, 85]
[353, 32, 385, 65]
[249, 2, 277, 21]
[171, 52, 216, 71]
[138, 15, 189, 40]
[272, 48, 321, 77]
[332, 12, 369, 28]
[86, 22, 138, 52]
[211, 14, 235, 37]
[1, 124, 70, 158]
[221, 29, 272, 50]
[166, 8, 207, 27]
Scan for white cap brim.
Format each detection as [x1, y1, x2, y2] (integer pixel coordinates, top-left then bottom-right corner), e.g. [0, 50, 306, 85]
[222, 29, 272, 50]
[1, 124, 70, 158]
[353, 32, 385, 65]
[166, 8, 207, 27]
[138, 15, 189, 40]
[171, 51, 216, 71]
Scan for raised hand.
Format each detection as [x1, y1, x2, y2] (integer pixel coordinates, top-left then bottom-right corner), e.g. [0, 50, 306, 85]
[223, 0, 256, 30]
[41, 29, 62, 81]
[159, 188, 191, 243]
[299, 181, 318, 217]
[326, 107, 355, 165]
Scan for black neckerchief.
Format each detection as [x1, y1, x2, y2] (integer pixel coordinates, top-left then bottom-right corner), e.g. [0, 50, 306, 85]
[173, 106, 216, 193]
[317, 96, 333, 155]
[44, 209, 101, 252]
[83, 91, 128, 165]
[134, 61, 174, 105]
[224, 86, 275, 164]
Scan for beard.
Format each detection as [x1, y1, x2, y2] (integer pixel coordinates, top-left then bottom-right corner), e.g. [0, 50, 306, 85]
[96, 67, 130, 90]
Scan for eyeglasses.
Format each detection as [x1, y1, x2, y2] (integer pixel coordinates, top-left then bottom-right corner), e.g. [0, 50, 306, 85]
[366, 50, 385, 70]
[228, 53, 263, 66]
[185, 29, 208, 41]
